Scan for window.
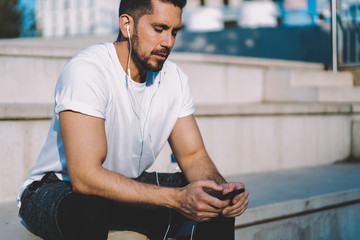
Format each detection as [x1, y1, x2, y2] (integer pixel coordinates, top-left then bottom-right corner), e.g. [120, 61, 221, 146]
[77, 12, 82, 34]
[52, 0, 57, 11]
[64, 0, 69, 9]
[89, 0, 95, 8]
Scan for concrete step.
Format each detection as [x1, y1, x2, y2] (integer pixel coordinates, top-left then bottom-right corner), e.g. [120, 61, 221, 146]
[263, 68, 359, 103]
[319, 87, 360, 103]
[231, 163, 360, 239]
[2, 51, 355, 104]
[1, 36, 344, 105]
[1, 163, 359, 240]
[290, 70, 353, 87]
[2, 102, 359, 203]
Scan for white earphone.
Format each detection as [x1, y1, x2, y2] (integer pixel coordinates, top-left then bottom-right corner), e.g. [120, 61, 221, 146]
[126, 25, 130, 38]
[126, 24, 132, 78]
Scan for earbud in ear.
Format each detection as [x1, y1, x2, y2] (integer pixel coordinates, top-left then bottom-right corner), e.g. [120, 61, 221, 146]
[126, 25, 130, 37]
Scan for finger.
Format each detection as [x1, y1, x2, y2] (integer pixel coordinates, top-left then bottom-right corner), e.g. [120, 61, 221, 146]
[232, 189, 248, 205]
[222, 201, 242, 216]
[221, 183, 246, 196]
[196, 200, 225, 214]
[222, 191, 249, 215]
[226, 198, 249, 217]
[224, 206, 247, 218]
[202, 193, 230, 210]
[223, 197, 249, 217]
[219, 183, 232, 195]
[199, 180, 223, 192]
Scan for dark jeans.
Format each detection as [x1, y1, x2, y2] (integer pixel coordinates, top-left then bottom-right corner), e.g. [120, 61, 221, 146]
[19, 172, 234, 240]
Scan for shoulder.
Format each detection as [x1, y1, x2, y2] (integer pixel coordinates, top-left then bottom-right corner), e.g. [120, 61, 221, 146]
[56, 43, 115, 97]
[66, 43, 112, 70]
[74, 42, 112, 60]
[59, 43, 113, 82]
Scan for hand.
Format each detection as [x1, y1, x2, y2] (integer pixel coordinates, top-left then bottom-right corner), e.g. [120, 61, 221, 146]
[177, 180, 230, 222]
[220, 182, 249, 218]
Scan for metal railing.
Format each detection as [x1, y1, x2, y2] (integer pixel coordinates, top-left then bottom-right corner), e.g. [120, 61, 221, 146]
[333, 0, 360, 70]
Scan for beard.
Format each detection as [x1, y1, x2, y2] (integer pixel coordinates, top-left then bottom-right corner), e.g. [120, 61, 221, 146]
[131, 30, 170, 73]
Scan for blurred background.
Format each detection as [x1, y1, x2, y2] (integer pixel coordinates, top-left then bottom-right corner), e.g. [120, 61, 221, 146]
[1, 0, 359, 66]
[1, 0, 360, 239]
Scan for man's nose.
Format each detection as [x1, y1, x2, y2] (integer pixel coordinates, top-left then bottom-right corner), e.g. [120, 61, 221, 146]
[160, 31, 175, 49]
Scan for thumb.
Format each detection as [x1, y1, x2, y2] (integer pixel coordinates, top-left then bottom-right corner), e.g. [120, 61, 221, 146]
[198, 180, 223, 193]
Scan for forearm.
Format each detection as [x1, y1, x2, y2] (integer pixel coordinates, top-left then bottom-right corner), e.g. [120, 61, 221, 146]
[180, 153, 226, 185]
[70, 166, 179, 209]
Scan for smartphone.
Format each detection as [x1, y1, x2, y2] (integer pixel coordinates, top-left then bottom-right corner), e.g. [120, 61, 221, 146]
[218, 188, 245, 201]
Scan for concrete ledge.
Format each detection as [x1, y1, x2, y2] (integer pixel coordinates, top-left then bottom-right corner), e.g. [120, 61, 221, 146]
[1, 103, 359, 120]
[195, 103, 358, 117]
[290, 70, 353, 87]
[236, 189, 360, 228]
[319, 87, 360, 103]
[0, 36, 323, 71]
[0, 35, 116, 58]
[0, 103, 53, 120]
[170, 53, 324, 70]
[232, 163, 360, 239]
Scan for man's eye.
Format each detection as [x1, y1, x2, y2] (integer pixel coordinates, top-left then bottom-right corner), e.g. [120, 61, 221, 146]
[172, 31, 178, 37]
[155, 28, 162, 33]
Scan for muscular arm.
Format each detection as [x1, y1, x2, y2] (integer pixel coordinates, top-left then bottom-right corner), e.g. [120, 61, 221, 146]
[59, 111, 228, 221]
[59, 111, 178, 207]
[168, 115, 225, 185]
[169, 115, 249, 218]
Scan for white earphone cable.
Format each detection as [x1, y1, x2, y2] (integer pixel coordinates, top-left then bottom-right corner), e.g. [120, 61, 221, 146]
[127, 26, 132, 79]
[125, 30, 193, 239]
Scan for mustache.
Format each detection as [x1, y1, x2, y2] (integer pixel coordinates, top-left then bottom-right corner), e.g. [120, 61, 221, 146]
[152, 47, 170, 56]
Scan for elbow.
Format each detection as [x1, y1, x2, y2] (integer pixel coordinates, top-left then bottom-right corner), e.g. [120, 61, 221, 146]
[70, 176, 93, 195]
[68, 165, 105, 195]
[71, 183, 86, 194]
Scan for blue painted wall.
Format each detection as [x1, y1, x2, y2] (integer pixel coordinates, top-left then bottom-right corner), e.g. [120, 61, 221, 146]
[174, 26, 330, 65]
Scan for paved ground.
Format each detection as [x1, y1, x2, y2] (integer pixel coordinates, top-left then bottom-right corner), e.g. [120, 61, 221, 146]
[227, 162, 360, 208]
[1, 163, 359, 239]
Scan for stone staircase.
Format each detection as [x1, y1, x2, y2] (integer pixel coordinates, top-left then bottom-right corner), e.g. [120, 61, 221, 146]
[1, 36, 359, 239]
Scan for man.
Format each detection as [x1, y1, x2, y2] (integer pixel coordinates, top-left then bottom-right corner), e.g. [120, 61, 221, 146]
[17, 0, 249, 239]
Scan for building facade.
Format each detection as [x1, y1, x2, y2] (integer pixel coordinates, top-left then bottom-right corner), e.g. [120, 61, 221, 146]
[36, 0, 119, 37]
[35, 0, 244, 38]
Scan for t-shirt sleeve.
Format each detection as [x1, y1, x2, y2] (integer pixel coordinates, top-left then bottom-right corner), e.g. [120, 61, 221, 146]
[54, 59, 109, 119]
[176, 66, 195, 118]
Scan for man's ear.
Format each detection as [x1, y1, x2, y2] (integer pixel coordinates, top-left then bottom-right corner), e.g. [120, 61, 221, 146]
[119, 14, 133, 39]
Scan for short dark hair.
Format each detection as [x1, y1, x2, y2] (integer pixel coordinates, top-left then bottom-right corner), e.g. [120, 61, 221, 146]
[117, 0, 187, 40]
[119, 0, 187, 22]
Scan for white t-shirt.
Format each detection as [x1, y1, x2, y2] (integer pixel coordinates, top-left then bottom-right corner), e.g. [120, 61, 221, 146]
[17, 42, 195, 206]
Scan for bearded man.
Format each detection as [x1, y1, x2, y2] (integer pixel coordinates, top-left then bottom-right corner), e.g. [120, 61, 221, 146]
[17, 0, 249, 239]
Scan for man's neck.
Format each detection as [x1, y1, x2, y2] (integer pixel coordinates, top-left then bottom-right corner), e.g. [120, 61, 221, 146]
[114, 41, 146, 83]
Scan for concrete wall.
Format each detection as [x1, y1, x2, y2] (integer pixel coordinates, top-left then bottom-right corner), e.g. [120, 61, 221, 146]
[0, 119, 50, 202]
[153, 104, 356, 175]
[0, 55, 67, 103]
